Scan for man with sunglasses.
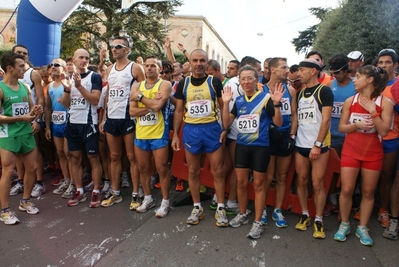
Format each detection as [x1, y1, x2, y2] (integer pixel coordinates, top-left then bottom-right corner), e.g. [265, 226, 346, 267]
[99, 37, 145, 210]
[323, 54, 355, 218]
[377, 48, 399, 228]
[288, 64, 305, 91]
[10, 44, 46, 199]
[61, 48, 103, 208]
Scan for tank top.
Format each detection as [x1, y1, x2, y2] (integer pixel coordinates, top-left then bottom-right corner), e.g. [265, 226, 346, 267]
[330, 79, 356, 137]
[182, 76, 218, 124]
[0, 81, 33, 137]
[263, 83, 292, 132]
[296, 84, 331, 148]
[48, 82, 68, 125]
[136, 79, 170, 139]
[106, 62, 135, 119]
[381, 79, 398, 140]
[20, 68, 36, 105]
[224, 76, 243, 140]
[341, 93, 383, 161]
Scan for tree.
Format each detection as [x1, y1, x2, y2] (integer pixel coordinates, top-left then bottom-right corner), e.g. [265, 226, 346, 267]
[312, 0, 399, 64]
[61, 0, 182, 62]
[291, 7, 331, 54]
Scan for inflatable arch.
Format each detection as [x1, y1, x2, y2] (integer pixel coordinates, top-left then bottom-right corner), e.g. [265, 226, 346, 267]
[16, 0, 83, 66]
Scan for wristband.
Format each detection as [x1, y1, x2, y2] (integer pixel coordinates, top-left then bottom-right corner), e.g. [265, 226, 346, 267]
[274, 103, 282, 108]
[371, 113, 380, 119]
[45, 128, 51, 131]
[183, 49, 187, 53]
[64, 89, 70, 93]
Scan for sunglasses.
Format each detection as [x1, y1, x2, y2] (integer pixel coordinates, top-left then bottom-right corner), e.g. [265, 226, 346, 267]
[110, 44, 128, 49]
[49, 63, 64, 68]
[287, 78, 300, 83]
[160, 70, 171, 75]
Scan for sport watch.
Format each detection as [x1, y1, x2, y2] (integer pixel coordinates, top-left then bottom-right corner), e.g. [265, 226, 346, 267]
[314, 141, 322, 148]
[137, 93, 144, 102]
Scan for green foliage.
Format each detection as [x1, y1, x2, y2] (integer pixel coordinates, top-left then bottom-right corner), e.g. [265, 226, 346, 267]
[313, 0, 399, 64]
[61, 0, 183, 63]
[0, 46, 12, 60]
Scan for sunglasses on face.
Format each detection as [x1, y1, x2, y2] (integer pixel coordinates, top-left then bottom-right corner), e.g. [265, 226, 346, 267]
[110, 44, 128, 49]
[287, 78, 300, 83]
[49, 63, 64, 68]
[160, 70, 171, 75]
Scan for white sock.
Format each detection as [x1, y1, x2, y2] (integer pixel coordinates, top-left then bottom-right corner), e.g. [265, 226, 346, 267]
[144, 195, 153, 201]
[315, 215, 323, 223]
[194, 202, 201, 208]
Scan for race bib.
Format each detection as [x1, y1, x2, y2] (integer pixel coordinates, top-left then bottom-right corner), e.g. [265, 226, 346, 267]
[12, 102, 29, 117]
[332, 102, 344, 118]
[52, 111, 66, 125]
[187, 100, 212, 118]
[298, 105, 316, 124]
[139, 111, 159, 126]
[280, 98, 291, 116]
[0, 123, 8, 138]
[349, 112, 375, 133]
[71, 93, 87, 109]
[109, 87, 125, 100]
[236, 114, 260, 134]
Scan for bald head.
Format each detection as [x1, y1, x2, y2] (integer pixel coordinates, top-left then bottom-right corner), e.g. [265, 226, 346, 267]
[190, 49, 208, 78]
[73, 49, 90, 73]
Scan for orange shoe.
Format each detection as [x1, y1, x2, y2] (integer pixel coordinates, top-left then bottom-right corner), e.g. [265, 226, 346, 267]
[154, 182, 161, 189]
[175, 179, 184, 192]
[378, 209, 390, 228]
[353, 207, 360, 221]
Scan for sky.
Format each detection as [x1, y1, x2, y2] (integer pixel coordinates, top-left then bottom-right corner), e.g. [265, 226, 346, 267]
[1, 0, 340, 66]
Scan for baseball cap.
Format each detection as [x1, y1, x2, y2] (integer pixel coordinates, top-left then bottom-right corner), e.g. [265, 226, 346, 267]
[347, 51, 364, 61]
[378, 48, 398, 63]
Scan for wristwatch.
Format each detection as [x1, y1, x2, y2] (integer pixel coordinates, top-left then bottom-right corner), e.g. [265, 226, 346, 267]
[314, 140, 322, 148]
[137, 93, 144, 102]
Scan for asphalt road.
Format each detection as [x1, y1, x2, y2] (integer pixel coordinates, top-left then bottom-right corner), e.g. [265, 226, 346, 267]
[1, 176, 397, 267]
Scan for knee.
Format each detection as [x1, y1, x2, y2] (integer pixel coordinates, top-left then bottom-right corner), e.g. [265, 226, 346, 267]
[156, 163, 168, 176]
[296, 176, 308, 188]
[188, 168, 200, 179]
[252, 180, 263, 192]
[236, 179, 247, 190]
[109, 152, 121, 162]
[312, 179, 324, 191]
[362, 190, 375, 200]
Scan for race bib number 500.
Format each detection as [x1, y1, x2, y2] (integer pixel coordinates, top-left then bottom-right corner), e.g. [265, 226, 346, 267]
[12, 102, 29, 117]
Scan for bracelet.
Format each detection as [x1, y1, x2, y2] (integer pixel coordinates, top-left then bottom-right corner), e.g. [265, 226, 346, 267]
[64, 89, 70, 93]
[371, 113, 380, 119]
[274, 103, 282, 108]
[183, 49, 187, 53]
[45, 128, 51, 131]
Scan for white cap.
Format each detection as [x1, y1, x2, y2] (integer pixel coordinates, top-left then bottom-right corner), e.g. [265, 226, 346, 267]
[347, 51, 364, 61]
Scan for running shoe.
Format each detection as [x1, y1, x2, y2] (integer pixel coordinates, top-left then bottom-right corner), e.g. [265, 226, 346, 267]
[186, 206, 204, 225]
[89, 192, 100, 208]
[247, 222, 264, 239]
[53, 179, 69, 195]
[226, 202, 240, 215]
[209, 199, 217, 210]
[130, 194, 142, 211]
[67, 191, 87, 206]
[323, 203, 339, 217]
[378, 209, 390, 228]
[353, 207, 360, 221]
[0, 209, 20, 225]
[261, 207, 267, 225]
[154, 182, 161, 189]
[383, 219, 398, 240]
[100, 192, 122, 207]
[101, 180, 111, 195]
[215, 207, 228, 227]
[229, 213, 249, 228]
[356, 226, 373, 246]
[10, 182, 23, 196]
[62, 183, 75, 199]
[272, 209, 287, 228]
[295, 214, 311, 231]
[51, 175, 64, 186]
[84, 180, 94, 191]
[313, 221, 326, 239]
[136, 198, 155, 213]
[121, 173, 130, 188]
[31, 183, 45, 198]
[175, 179, 184, 192]
[19, 200, 39, 214]
[334, 222, 350, 242]
[155, 202, 170, 218]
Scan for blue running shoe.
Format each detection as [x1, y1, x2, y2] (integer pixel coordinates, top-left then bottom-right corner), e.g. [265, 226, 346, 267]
[334, 222, 350, 242]
[261, 207, 267, 225]
[272, 209, 288, 228]
[356, 226, 373, 246]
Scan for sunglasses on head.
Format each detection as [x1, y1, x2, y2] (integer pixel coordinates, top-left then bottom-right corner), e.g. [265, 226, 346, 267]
[110, 44, 128, 49]
[49, 63, 64, 68]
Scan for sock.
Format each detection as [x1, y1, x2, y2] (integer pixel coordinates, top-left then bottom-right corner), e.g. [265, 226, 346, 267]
[227, 200, 237, 207]
[212, 194, 217, 201]
[22, 198, 30, 203]
[194, 202, 201, 208]
[315, 215, 323, 223]
[132, 192, 138, 196]
[217, 203, 225, 209]
[1, 207, 10, 213]
[144, 195, 153, 201]
[93, 189, 100, 194]
[341, 221, 349, 226]
[302, 210, 310, 217]
[114, 190, 120, 196]
[254, 221, 261, 225]
[77, 188, 84, 194]
[64, 178, 71, 183]
[162, 199, 170, 206]
[329, 193, 338, 205]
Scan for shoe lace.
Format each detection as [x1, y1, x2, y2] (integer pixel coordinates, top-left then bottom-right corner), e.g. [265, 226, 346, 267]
[358, 227, 370, 238]
[275, 211, 285, 221]
[379, 212, 390, 220]
[315, 221, 323, 231]
[388, 220, 398, 232]
[300, 214, 308, 224]
[337, 223, 348, 235]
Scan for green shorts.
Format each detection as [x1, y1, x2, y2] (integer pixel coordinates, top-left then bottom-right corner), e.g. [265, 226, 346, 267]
[0, 133, 36, 154]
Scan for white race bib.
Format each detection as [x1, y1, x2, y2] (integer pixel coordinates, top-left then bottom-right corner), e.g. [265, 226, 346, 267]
[71, 93, 87, 109]
[12, 102, 29, 117]
[52, 111, 66, 125]
[298, 105, 317, 124]
[0, 123, 8, 138]
[236, 114, 260, 134]
[187, 100, 212, 118]
[332, 102, 344, 118]
[139, 111, 159, 126]
[280, 98, 291, 116]
[349, 112, 375, 133]
[109, 87, 125, 100]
